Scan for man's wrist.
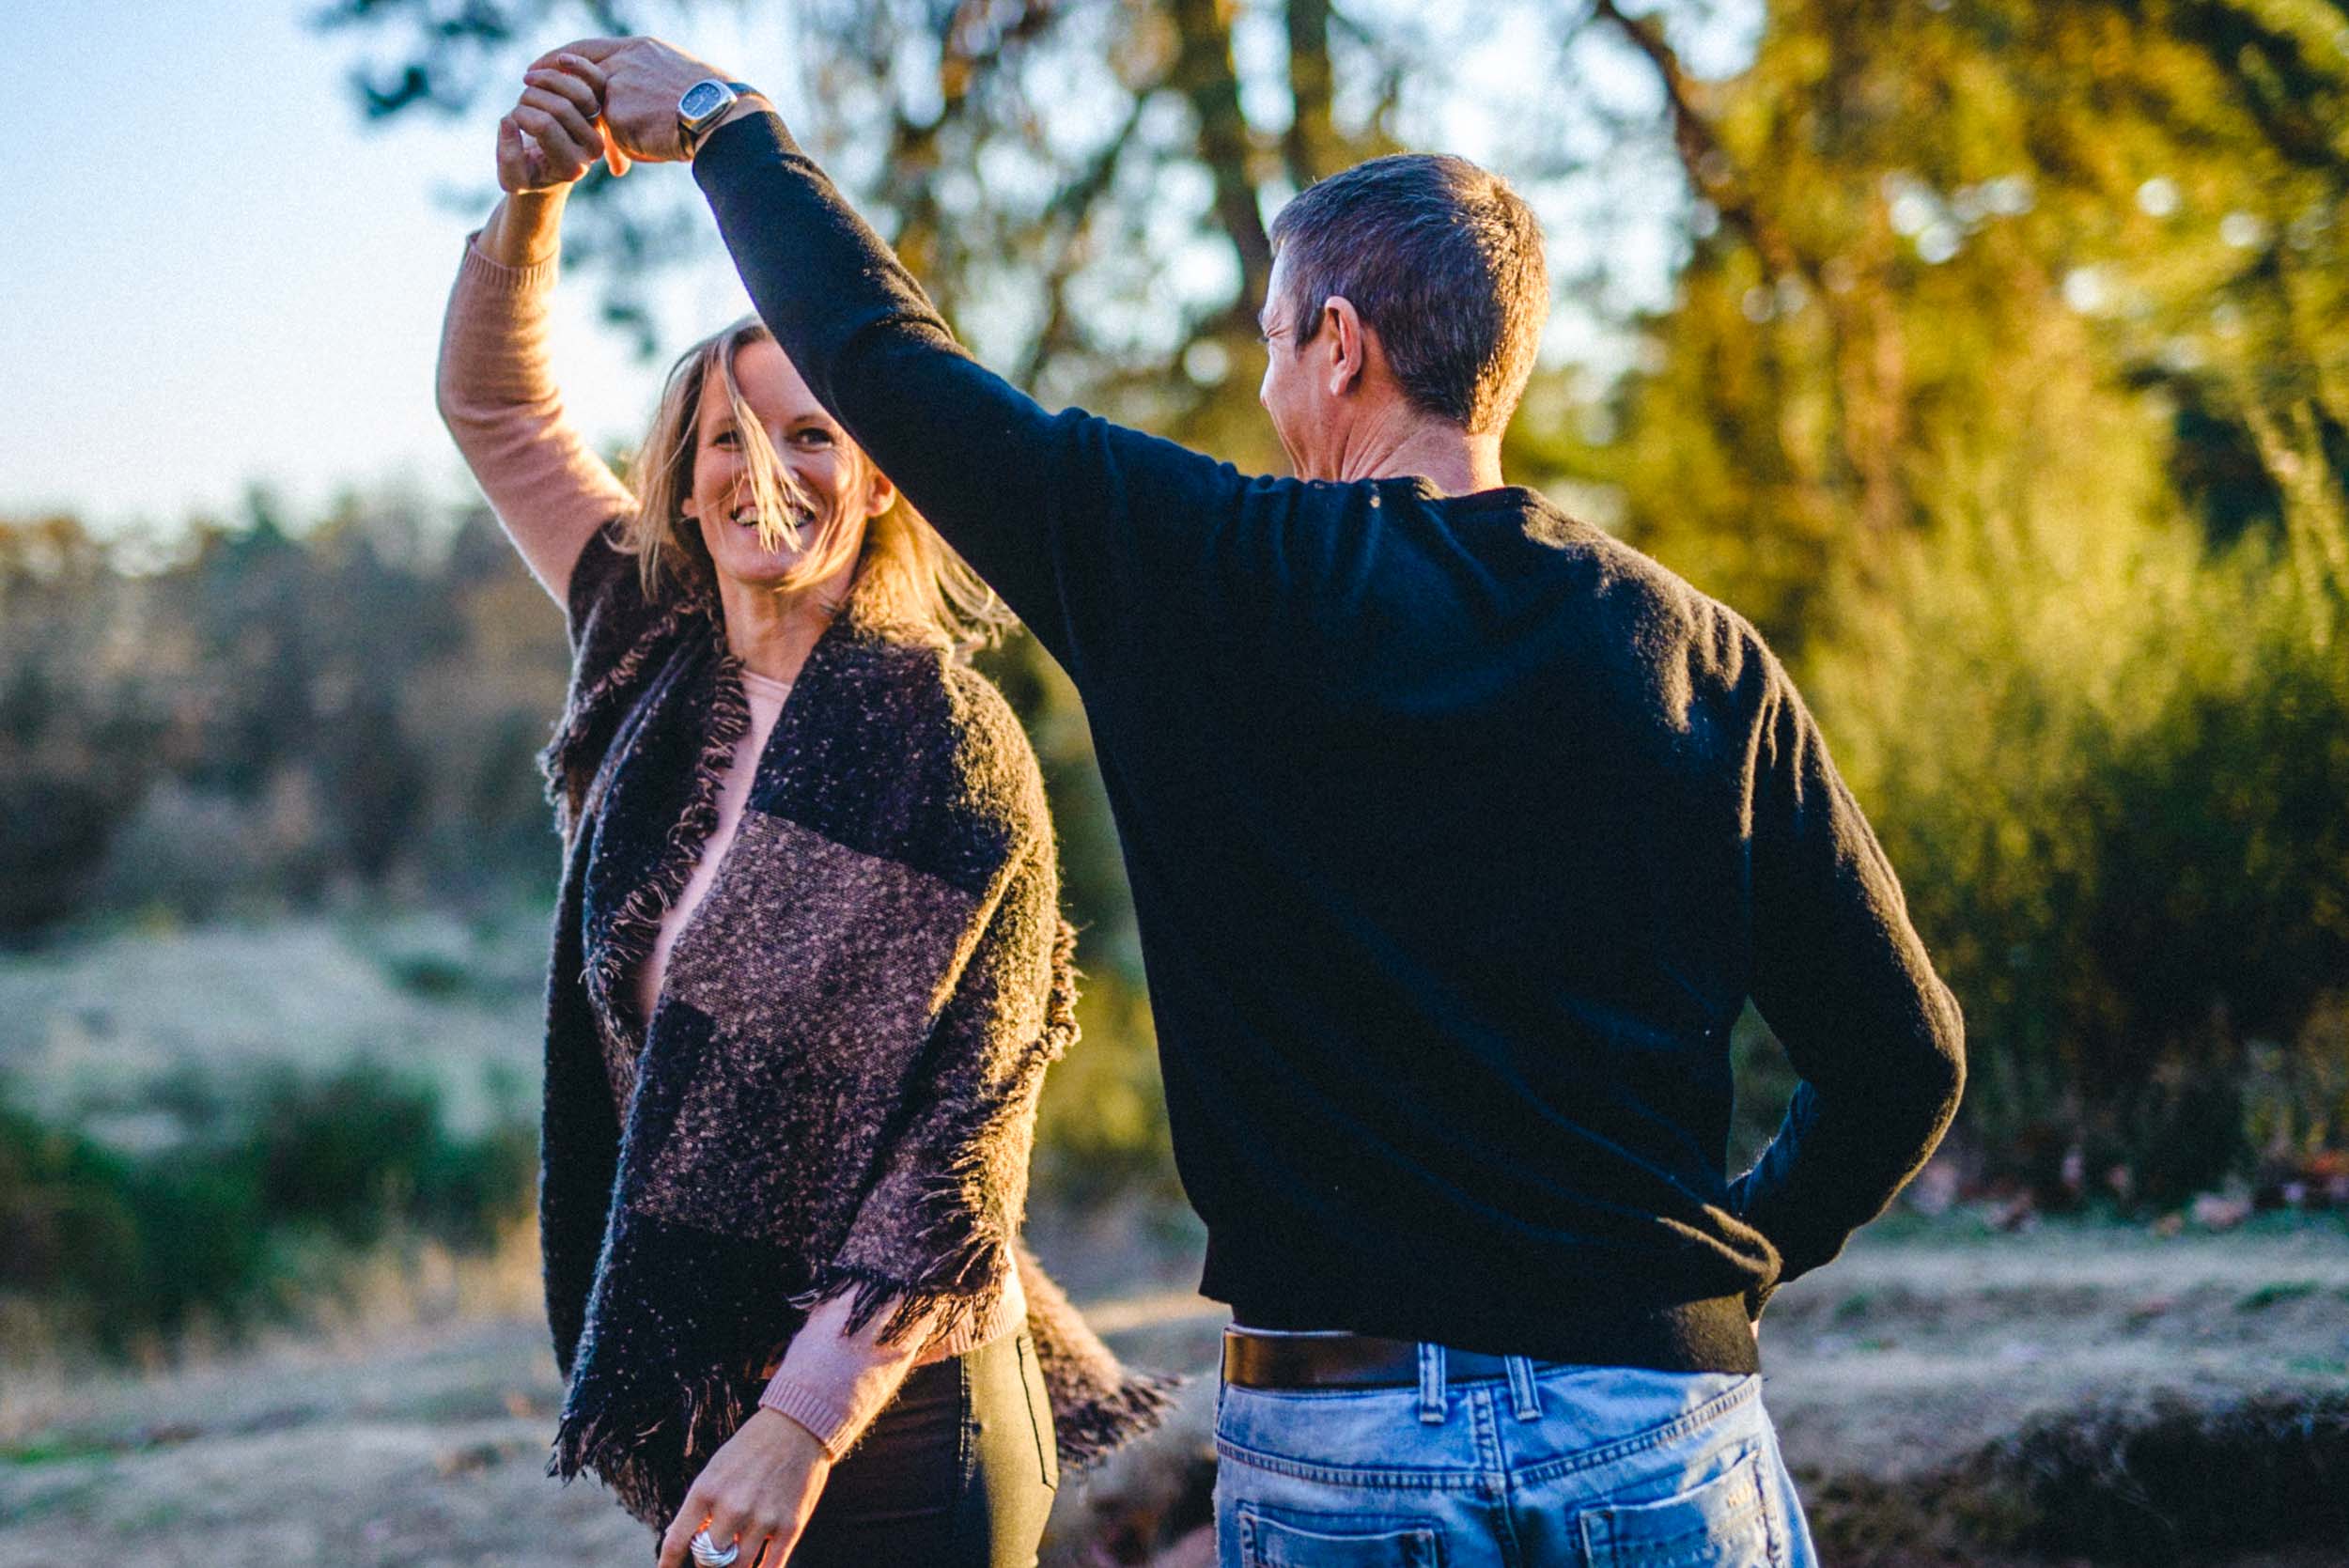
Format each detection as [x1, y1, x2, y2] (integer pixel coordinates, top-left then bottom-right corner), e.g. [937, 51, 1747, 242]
[698, 93, 776, 153]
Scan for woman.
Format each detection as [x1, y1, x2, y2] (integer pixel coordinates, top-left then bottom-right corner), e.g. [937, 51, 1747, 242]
[436, 55, 1168, 1568]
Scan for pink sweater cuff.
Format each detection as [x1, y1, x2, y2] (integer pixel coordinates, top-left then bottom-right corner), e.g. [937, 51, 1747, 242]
[755, 1275, 1026, 1457]
[756, 1378, 862, 1456]
[458, 228, 561, 295]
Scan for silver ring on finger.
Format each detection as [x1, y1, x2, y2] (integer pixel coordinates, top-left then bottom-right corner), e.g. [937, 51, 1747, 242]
[689, 1528, 740, 1568]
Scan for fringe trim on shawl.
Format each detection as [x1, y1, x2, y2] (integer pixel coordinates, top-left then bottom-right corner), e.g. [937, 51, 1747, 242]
[784, 1254, 1181, 1474]
[546, 1355, 762, 1528]
[1055, 1364, 1183, 1471]
[537, 594, 704, 841]
[786, 1204, 1012, 1351]
[789, 1259, 1002, 1352]
[1036, 917, 1081, 1067]
[579, 644, 752, 1071]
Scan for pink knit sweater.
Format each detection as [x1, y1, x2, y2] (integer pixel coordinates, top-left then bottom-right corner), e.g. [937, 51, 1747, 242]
[437, 233, 1019, 1457]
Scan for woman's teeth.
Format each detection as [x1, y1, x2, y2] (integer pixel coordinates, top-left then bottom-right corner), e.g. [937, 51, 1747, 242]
[733, 507, 817, 531]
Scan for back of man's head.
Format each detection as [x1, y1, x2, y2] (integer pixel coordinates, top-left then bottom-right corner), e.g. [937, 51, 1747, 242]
[1268, 153, 1548, 437]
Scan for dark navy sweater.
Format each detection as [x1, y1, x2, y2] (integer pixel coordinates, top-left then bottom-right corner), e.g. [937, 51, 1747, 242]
[695, 113, 1966, 1371]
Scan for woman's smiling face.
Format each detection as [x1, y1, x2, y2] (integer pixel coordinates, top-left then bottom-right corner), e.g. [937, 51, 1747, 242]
[682, 337, 894, 591]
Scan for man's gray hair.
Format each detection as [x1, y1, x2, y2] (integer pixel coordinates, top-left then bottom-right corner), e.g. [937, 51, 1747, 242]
[1268, 153, 1548, 436]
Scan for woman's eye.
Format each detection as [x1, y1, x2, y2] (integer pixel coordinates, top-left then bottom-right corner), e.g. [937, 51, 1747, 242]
[795, 428, 834, 447]
[711, 428, 741, 448]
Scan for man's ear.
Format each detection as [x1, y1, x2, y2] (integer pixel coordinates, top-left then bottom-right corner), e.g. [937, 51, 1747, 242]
[1320, 295, 1368, 398]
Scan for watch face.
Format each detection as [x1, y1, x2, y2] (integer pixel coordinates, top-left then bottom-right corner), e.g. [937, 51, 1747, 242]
[680, 81, 727, 120]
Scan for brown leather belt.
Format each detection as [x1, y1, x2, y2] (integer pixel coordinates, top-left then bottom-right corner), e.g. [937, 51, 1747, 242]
[1221, 1328, 1554, 1390]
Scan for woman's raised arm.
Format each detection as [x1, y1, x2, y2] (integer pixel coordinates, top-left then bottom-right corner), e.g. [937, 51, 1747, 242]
[435, 59, 636, 604]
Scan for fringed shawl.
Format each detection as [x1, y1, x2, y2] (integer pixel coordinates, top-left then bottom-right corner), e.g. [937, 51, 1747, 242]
[534, 526, 1171, 1526]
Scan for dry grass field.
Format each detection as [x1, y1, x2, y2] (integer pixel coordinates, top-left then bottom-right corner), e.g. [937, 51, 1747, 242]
[4, 1217, 2346, 1567]
[6, 919, 2347, 1565]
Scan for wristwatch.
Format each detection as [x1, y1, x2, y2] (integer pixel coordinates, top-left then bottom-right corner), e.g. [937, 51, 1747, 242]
[677, 79, 759, 159]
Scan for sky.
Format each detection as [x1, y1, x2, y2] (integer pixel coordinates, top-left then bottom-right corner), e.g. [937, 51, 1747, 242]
[2, 3, 769, 536]
[2, 3, 1739, 539]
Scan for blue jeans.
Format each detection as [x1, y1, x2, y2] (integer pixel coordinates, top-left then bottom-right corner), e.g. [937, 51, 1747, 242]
[1213, 1345, 1817, 1566]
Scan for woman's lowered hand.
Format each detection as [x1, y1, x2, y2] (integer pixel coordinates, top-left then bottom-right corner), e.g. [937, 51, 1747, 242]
[656, 1409, 833, 1568]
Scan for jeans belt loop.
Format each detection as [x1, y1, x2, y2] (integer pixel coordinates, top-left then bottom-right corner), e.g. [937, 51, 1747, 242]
[1504, 1353, 1542, 1421]
[1417, 1341, 1447, 1424]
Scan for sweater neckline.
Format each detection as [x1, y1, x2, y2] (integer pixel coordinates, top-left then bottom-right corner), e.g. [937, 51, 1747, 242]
[1406, 477, 1550, 515]
[740, 668, 794, 702]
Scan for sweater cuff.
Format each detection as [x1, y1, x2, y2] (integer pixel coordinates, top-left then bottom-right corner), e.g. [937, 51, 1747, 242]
[692, 108, 807, 190]
[459, 229, 561, 297]
[756, 1374, 859, 1459]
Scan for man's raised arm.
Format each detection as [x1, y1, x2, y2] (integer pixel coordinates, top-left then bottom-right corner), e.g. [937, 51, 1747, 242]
[551, 38, 1252, 659]
[690, 108, 1070, 622]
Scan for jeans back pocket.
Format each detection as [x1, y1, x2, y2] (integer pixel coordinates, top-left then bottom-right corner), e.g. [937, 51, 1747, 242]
[1577, 1444, 1781, 1566]
[1237, 1503, 1443, 1567]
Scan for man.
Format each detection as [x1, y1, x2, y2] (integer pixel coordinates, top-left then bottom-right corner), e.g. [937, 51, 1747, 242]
[562, 36, 1964, 1568]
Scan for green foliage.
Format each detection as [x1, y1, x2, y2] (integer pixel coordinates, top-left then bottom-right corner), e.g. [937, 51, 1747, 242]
[1585, 0, 2349, 1201]
[2237, 1279, 2323, 1312]
[1035, 972, 1180, 1203]
[0, 1098, 267, 1350]
[0, 1063, 536, 1357]
[1845, 518, 2344, 1197]
[247, 1063, 459, 1246]
[1728, 1002, 1800, 1175]
[240, 1060, 541, 1251]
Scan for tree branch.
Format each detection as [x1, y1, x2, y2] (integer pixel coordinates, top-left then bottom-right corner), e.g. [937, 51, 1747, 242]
[1167, 0, 1275, 314]
[1284, 0, 1338, 187]
[1589, 0, 1811, 286]
[1018, 94, 1157, 390]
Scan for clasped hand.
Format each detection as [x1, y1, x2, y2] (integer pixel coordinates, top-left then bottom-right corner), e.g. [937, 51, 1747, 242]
[499, 35, 741, 192]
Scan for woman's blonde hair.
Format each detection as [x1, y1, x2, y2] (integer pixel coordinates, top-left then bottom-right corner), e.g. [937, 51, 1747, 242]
[623, 316, 1012, 654]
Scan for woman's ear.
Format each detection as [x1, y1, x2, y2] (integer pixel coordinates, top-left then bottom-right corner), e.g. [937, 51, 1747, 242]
[863, 464, 898, 520]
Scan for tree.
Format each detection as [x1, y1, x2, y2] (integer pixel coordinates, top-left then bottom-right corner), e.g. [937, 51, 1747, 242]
[1596, 0, 2349, 643]
[1602, 0, 2349, 1187]
[318, 1, 1747, 455]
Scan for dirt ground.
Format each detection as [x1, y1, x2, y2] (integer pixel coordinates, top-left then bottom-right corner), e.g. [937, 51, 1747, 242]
[3, 1217, 2345, 1567]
